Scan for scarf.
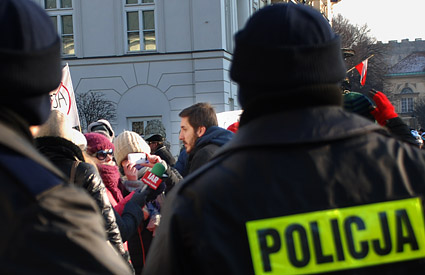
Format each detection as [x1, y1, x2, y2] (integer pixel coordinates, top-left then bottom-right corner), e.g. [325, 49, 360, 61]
[97, 164, 124, 202]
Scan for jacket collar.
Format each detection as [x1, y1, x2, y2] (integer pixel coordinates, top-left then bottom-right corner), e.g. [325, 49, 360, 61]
[195, 126, 234, 148]
[214, 106, 385, 158]
[35, 136, 85, 162]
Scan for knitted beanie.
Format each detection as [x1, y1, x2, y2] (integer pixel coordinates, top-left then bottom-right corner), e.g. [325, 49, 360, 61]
[230, 3, 346, 108]
[0, 0, 62, 125]
[84, 132, 115, 155]
[343, 91, 375, 121]
[113, 131, 151, 166]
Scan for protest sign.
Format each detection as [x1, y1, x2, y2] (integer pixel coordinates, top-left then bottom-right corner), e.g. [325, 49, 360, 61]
[50, 63, 80, 128]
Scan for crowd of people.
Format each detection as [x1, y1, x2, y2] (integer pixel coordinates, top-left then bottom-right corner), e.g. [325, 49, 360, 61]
[2, 0, 425, 274]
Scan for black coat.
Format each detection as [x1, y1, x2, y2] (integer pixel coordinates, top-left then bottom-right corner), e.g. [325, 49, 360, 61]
[386, 116, 418, 146]
[153, 145, 176, 167]
[152, 145, 182, 193]
[35, 136, 129, 264]
[0, 120, 130, 274]
[144, 106, 425, 275]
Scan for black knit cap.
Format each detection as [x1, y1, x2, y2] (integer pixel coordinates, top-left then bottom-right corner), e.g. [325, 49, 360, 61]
[0, 0, 62, 125]
[343, 91, 376, 121]
[230, 3, 346, 109]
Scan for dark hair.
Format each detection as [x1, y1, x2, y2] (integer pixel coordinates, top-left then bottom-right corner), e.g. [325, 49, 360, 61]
[179, 102, 218, 130]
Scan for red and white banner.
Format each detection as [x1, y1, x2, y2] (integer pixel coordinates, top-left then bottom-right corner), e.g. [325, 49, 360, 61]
[50, 63, 80, 127]
[355, 59, 368, 86]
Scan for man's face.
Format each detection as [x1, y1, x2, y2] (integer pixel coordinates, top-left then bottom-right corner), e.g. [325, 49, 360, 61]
[179, 117, 199, 153]
[148, 141, 158, 152]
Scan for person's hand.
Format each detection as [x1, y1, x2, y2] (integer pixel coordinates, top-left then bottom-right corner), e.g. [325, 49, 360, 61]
[143, 206, 150, 221]
[369, 90, 398, 126]
[122, 159, 138, 181]
[129, 187, 148, 207]
[129, 181, 166, 207]
[139, 153, 162, 168]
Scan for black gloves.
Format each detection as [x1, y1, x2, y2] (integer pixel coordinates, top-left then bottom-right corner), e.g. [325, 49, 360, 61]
[146, 181, 165, 202]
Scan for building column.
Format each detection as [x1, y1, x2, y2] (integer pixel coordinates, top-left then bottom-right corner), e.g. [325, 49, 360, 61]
[237, 0, 250, 29]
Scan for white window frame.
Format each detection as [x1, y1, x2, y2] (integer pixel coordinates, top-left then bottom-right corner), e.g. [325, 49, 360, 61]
[123, 0, 157, 53]
[400, 87, 415, 113]
[43, 0, 73, 9]
[127, 116, 162, 138]
[401, 97, 414, 113]
[43, 0, 75, 56]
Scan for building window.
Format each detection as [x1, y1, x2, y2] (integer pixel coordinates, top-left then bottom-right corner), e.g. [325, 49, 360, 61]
[401, 98, 414, 113]
[124, 0, 156, 52]
[400, 88, 414, 113]
[44, 0, 74, 56]
[128, 116, 161, 137]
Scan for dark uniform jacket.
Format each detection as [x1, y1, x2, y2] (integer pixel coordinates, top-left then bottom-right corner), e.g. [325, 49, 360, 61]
[143, 106, 425, 275]
[0, 120, 131, 274]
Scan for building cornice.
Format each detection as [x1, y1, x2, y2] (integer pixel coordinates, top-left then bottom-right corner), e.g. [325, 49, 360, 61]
[385, 71, 425, 77]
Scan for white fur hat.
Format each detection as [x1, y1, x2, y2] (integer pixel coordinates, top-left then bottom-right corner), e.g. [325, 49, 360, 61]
[36, 110, 87, 149]
[71, 129, 87, 150]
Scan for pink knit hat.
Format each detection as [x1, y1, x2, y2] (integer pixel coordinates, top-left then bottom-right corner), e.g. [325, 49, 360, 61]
[84, 132, 115, 155]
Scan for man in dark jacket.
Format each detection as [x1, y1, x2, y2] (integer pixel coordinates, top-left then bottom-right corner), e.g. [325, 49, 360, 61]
[0, 1, 131, 273]
[143, 3, 425, 275]
[146, 134, 176, 167]
[178, 102, 233, 175]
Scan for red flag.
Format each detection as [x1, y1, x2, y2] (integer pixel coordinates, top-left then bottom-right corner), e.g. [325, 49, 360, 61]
[355, 59, 368, 86]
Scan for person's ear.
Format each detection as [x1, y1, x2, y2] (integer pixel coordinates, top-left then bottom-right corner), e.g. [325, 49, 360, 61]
[197, 126, 206, 137]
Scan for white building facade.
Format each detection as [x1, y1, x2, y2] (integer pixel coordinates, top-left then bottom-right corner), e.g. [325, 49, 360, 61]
[36, 0, 339, 156]
[35, 0, 274, 156]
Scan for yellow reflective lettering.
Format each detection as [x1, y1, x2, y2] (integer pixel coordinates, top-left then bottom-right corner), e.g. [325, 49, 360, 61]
[246, 198, 425, 275]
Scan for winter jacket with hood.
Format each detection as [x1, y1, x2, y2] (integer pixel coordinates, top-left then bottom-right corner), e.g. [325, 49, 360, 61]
[185, 126, 233, 175]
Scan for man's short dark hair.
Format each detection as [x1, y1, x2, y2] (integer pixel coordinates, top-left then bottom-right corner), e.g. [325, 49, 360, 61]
[179, 102, 218, 130]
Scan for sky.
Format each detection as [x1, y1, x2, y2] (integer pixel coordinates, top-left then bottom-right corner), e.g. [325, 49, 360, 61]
[332, 0, 425, 43]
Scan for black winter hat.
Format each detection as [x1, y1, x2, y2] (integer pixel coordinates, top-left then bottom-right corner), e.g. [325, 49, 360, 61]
[0, 0, 62, 125]
[230, 3, 346, 108]
[145, 134, 164, 142]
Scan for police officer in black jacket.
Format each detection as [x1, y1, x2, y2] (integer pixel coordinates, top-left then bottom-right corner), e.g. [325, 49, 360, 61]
[0, 1, 131, 273]
[144, 3, 425, 275]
